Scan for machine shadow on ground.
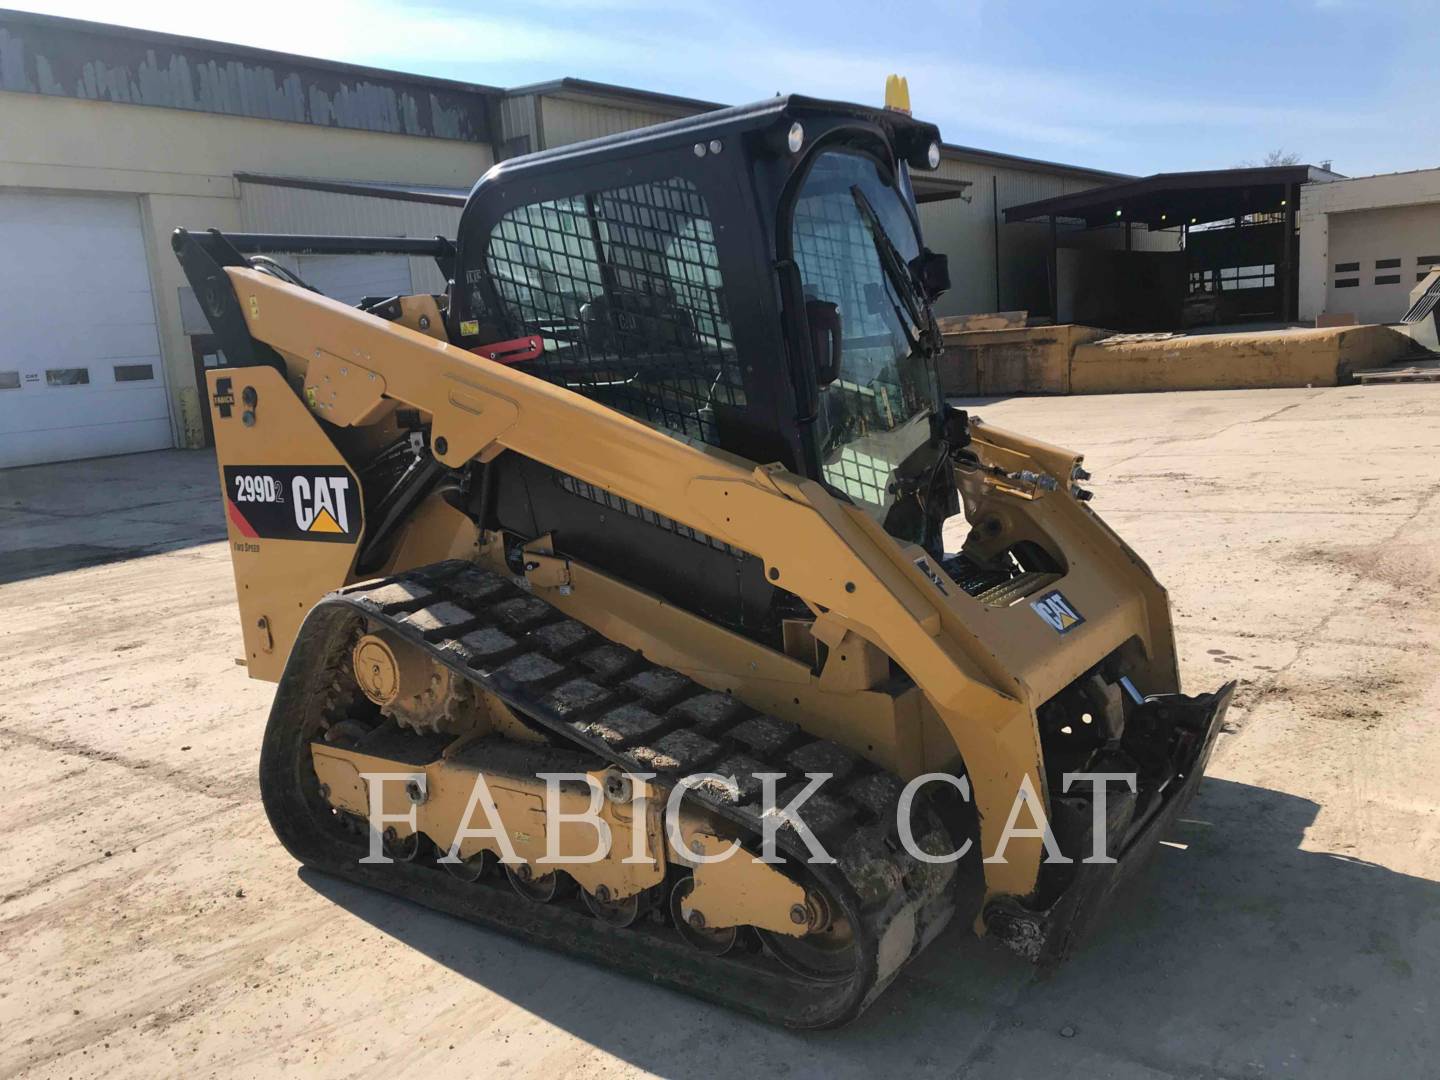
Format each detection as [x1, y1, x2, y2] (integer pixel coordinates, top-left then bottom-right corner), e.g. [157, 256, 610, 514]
[0, 538, 223, 585]
[0, 449, 225, 585]
[301, 776, 1440, 1077]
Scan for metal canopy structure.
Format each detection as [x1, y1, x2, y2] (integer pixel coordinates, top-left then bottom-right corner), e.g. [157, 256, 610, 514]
[1003, 165, 1341, 230]
[1002, 165, 1344, 327]
[912, 175, 973, 204]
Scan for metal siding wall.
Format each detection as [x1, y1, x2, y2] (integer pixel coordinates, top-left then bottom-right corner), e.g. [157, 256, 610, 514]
[0, 11, 492, 142]
[539, 97, 679, 148]
[499, 93, 539, 155]
[238, 182, 464, 293]
[921, 160, 1178, 318]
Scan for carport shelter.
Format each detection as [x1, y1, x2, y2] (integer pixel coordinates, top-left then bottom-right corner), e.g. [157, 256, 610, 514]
[1005, 165, 1339, 331]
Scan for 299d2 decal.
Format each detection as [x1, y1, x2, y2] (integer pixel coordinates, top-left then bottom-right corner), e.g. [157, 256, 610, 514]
[222, 466, 362, 544]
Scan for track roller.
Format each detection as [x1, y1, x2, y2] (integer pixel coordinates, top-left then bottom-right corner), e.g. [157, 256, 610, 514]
[582, 885, 647, 928]
[670, 875, 738, 956]
[505, 864, 572, 903]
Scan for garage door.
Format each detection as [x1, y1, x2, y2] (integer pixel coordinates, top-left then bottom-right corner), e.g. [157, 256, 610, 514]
[1327, 204, 1440, 325]
[0, 192, 170, 469]
[292, 253, 415, 306]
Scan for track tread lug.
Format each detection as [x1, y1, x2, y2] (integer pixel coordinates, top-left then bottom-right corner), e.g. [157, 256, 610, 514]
[541, 677, 616, 719]
[492, 652, 567, 689]
[621, 668, 695, 709]
[705, 753, 774, 803]
[845, 771, 905, 820]
[786, 739, 861, 781]
[490, 596, 557, 631]
[361, 580, 435, 613]
[445, 568, 515, 606]
[457, 626, 520, 664]
[836, 836, 904, 908]
[728, 714, 803, 757]
[631, 729, 721, 773]
[773, 784, 855, 842]
[666, 691, 749, 735]
[580, 702, 671, 747]
[530, 619, 596, 657]
[578, 644, 643, 681]
[403, 601, 481, 641]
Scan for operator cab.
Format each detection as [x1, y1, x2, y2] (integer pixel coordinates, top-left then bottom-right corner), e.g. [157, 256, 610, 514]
[451, 95, 952, 533]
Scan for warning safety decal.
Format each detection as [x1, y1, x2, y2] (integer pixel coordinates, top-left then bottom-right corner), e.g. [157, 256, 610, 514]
[1030, 590, 1085, 634]
[222, 466, 362, 544]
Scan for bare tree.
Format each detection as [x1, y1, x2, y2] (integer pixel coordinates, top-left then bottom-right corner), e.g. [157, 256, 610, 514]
[1238, 149, 1303, 167]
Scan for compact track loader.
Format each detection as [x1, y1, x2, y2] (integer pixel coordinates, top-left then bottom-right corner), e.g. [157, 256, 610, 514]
[175, 93, 1233, 1028]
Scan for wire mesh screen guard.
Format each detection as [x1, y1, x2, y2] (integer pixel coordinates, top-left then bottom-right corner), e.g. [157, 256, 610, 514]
[486, 177, 744, 448]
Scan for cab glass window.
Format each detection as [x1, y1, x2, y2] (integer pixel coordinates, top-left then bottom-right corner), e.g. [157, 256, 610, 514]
[790, 149, 933, 511]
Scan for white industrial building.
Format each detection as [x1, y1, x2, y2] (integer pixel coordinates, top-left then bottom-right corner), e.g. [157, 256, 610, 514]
[1298, 167, 1440, 326]
[1, 9, 1141, 468]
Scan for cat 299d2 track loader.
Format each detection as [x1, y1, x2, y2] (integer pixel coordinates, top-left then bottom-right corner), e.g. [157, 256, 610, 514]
[174, 93, 1233, 1028]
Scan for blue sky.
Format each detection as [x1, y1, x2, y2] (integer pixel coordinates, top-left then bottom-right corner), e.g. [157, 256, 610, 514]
[20, 0, 1438, 177]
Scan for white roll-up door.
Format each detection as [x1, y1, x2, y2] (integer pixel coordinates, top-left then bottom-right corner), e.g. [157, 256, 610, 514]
[293, 253, 415, 305]
[0, 192, 170, 469]
[1327, 205, 1440, 325]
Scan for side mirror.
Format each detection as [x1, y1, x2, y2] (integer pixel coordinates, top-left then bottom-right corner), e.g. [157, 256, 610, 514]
[910, 248, 950, 302]
[805, 299, 842, 386]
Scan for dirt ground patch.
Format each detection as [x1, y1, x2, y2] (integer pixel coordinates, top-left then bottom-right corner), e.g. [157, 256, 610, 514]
[3, 386, 1440, 1078]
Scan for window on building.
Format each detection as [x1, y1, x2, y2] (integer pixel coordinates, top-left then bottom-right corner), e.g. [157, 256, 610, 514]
[113, 363, 155, 382]
[1188, 264, 1276, 292]
[46, 368, 89, 386]
[1375, 274, 1402, 286]
[1334, 278, 1359, 289]
[1376, 258, 1401, 269]
[1334, 261, 1359, 273]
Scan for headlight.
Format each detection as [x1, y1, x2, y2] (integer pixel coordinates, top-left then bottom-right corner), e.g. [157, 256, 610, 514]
[926, 140, 942, 169]
[787, 122, 805, 154]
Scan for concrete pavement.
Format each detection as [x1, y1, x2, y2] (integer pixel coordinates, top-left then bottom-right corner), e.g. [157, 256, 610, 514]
[1, 385, 1437, 1078]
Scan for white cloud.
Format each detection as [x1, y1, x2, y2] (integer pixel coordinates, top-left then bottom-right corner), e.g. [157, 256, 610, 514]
[15, 0, 602, 67]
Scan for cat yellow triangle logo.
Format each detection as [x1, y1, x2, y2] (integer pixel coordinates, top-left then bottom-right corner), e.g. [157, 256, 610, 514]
[1030, 591, 1086, 634]
[307, 507, 343, 533]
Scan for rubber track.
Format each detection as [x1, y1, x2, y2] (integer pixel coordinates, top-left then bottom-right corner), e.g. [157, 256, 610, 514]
[258, 559, 957, 1028]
